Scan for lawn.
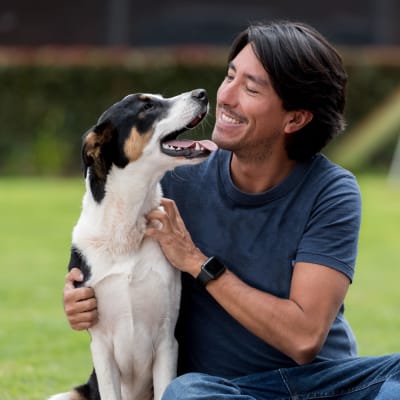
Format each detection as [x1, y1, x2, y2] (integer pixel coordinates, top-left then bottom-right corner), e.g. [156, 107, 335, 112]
[345, 174, 400, 355]
[0, 178, 91, 400]
[0, 174, 399, 399]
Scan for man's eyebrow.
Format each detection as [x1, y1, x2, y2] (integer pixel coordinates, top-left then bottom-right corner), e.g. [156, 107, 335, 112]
[228, 61, 269, 87]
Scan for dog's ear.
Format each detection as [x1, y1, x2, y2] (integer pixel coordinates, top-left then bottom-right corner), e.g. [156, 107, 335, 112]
[81, 121, 116, 177]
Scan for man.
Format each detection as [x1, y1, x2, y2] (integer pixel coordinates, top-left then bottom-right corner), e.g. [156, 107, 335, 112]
[64, 21, 400, 399]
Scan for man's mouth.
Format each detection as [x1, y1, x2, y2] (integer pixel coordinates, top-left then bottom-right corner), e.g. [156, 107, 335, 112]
[221, 112, 242, 125]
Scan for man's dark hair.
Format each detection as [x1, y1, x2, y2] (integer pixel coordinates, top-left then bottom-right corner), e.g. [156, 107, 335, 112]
[228, 21, 347, 161]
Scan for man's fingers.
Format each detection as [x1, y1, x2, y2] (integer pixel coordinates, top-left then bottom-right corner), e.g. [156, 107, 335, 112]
[64, 295, 97, 315]
[65, 299, 97, 317]
[146, 207, 173, 234]
[65, 267, 84, 286]
[64, 286, 95, 304]
[68, 309, 98, 331]
[160, 198, 178, 220]
[63, 287, 98, 330]
[146, 208, 165, 222]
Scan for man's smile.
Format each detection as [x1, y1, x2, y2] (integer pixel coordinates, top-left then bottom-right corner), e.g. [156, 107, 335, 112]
[218, 107, 247, 126]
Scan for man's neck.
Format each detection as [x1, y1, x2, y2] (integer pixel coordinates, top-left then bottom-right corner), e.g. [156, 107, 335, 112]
[230, 152, 297, 194]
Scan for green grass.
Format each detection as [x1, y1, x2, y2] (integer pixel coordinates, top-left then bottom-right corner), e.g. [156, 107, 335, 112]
[0, 178, 91, 399]
[0, 174, 399, 399]
[345, 174, 400, 355]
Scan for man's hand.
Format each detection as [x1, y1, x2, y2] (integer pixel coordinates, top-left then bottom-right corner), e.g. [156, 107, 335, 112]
[63, 267, 98, 330]
[145, 198, 207, 277]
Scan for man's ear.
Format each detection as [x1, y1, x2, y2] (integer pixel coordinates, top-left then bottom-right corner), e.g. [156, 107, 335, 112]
[284, 110, 313, 134]
[81, 121, 115, 177]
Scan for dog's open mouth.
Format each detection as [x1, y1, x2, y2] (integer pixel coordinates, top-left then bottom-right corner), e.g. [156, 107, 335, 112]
[161, 112, 218, 158]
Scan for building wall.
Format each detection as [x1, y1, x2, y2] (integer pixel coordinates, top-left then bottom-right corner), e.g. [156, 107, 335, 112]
[0, 0, 399, 46]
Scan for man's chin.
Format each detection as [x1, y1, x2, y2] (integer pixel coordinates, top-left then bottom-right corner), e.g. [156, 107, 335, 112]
[211, 129, 235, 151]
[214, 135, 244, 152]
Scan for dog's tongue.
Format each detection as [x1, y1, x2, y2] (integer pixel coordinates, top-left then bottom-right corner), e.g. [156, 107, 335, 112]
[166, 139, 218, 152]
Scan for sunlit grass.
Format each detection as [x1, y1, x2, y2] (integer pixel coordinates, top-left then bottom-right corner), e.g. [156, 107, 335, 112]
[0, 178, 91, 399]
[346, 174, 400, 355]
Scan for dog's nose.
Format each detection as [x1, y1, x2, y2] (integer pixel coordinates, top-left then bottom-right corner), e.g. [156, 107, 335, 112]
[191, 89, 208, 104]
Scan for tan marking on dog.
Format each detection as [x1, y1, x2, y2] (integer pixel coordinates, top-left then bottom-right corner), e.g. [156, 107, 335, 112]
[83, 125, 116, 180]
[124, 128, 153, 161]
[84, 131, 102, 160]
[84, 126, 113, 160]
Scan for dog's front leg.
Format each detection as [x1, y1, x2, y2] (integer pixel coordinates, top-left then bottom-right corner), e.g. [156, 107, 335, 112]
[152, 335, 178, 400]
[90, 334, 122, 400]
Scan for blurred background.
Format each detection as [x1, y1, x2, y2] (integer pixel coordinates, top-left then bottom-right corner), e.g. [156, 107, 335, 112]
[1, 0, 400, 46]
[0, 2, 400, 399]
[0, 0, 400, 176]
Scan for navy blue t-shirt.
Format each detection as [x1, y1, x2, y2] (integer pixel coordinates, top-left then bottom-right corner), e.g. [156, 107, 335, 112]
[161, 149, 361, 378]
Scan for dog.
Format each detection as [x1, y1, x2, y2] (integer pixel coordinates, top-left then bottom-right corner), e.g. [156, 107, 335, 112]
[48, 89, 216, 400]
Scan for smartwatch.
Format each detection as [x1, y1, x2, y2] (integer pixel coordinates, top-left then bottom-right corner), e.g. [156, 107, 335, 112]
[196, 256, 226, 287]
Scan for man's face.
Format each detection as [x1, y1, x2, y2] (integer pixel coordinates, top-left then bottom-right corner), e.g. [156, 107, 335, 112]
[212, 43, 291, 160]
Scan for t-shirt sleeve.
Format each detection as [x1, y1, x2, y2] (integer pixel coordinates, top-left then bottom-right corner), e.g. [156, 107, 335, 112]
[293, 172, 362, 282]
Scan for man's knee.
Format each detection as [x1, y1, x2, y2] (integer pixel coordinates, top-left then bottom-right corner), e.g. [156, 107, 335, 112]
[162, 373, 204, 400]
[162, 372, 240, 399]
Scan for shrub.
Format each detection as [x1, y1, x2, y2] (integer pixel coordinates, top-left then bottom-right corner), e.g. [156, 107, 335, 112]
[0, 49, 399, 175]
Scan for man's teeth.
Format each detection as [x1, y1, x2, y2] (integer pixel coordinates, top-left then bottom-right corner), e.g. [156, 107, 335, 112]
[221, 112, 241, 124]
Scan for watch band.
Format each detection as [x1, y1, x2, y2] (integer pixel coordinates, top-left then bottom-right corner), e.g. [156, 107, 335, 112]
[196, 256, 226, 287]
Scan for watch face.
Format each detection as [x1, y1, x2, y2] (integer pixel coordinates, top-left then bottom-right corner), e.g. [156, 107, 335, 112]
[197, 257, 226, 286]
[204, 257, 225, 275]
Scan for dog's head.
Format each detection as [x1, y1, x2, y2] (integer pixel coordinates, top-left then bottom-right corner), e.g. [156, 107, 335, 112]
[82, 89, 216, 201]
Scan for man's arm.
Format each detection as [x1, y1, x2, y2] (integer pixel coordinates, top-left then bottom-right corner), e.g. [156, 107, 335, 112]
[204, 262, 349, 365]
[63, 268, 98, 330]
[145, 198, 350, 365]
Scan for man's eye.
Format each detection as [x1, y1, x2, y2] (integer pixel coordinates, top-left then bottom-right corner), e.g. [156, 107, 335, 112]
[246, 87, 258, 94]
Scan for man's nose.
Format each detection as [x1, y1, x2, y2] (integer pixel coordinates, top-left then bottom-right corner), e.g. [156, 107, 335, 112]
[217, 80, 237, 106]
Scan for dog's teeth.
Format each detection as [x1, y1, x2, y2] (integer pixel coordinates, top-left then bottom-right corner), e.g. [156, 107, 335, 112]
[162, 143, 185, 151]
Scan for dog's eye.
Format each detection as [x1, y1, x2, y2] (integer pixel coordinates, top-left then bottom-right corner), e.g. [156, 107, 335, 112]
[142, 102, 154, 111]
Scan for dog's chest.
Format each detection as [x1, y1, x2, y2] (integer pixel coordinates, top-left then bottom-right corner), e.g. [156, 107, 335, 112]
[83, 238, 180, 399]
[87, 238, 180, 331]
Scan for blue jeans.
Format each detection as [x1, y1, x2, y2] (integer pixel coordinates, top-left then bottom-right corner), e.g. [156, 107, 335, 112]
[162, 354, 400, 399]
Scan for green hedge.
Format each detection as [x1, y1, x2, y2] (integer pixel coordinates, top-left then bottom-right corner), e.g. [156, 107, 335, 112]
[0, 64, 224, 175]
[0, 62, 399, 175]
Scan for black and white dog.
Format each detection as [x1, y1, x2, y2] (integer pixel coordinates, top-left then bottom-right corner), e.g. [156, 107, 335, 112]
[49, 89, 216, 400]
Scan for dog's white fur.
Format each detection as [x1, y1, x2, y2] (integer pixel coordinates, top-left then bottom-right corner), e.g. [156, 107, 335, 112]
[49, 91, 210, 400]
